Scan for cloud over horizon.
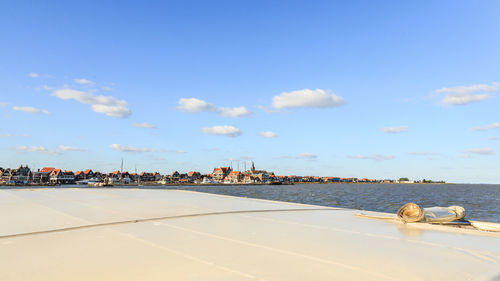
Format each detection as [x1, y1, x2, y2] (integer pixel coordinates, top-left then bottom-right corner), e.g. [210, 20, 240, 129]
[271, 89, 344, 110]
[51, 88, 131, 118]
[201, 125, 242, 137]
[109, 144, 156, 153]
[281, 153, 318, 159]
[408, 151, 438, 156]
[380, 126, 409, 133]
[470, 122, 500, 131]
[168, 149, 187, 154]
[349, 154, 395, 161]
[463, 148, 495, 155]
[74, 78, 95, 86]
[28, 72, 39, 78]
[1, 133, 30, 137]
[132, 122, 157, 129]
[16, 145, 83, 155]
[177, 98, 252, 118]
[436, 82, 498, 105]
[12, 106, 50, 115]
[258, 131, 278, 138]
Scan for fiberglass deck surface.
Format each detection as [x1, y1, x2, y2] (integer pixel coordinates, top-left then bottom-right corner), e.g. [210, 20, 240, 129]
[1, 188, 499, 281]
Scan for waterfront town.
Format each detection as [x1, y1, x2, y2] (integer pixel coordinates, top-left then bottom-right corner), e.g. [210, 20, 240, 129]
[0, 162, 444, 186]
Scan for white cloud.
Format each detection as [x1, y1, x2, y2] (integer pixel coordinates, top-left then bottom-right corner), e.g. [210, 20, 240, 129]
[51, 88, 131, 118]
[177, 98, 252, 118]
[201, 125, 242, 137]
[258, 131, 278, 138]
[489, 137, 500, 141]
[15, 145, 83, 155]
[0, 133, 30, 137]
[218, 106, 253, 117]
[470, 123, 500, 131]
[109, 144, 156, 153]
[297, 153, 317, 159]
[177, 98, 217, 112]
[442, 94, 490, 105]
[436, 82, 498, 105]
[272, 88, 344, 109]
[16, 146, 47, 153]
[380, 126, 409, 133]
[56, 145, 84, 152]
[132, 122, 157, 129]
[463, 148, 495, 155]
[12, 106, 50, 115]
[349, 154, 395, 161]
[168, 149, 187, 154]
[282, 153, 318, 159]
[37, 85, 53, 91]
[408, 152, 438, 156]
[102, 86, 113, 91]
[29, 72, 39, 78]
[74, 78, 95, 86]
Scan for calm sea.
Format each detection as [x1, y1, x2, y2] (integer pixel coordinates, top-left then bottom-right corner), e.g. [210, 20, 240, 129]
[4, 183, 500, 223]
[161, 183, 500, 223]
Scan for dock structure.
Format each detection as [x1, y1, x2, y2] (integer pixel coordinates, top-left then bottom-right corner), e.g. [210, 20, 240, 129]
[1, 188, 499, 280]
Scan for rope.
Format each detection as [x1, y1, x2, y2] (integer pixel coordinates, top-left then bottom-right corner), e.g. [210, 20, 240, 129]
[0, 208, 340, 239]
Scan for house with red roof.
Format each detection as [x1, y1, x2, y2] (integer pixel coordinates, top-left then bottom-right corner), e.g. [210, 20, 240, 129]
[213, 167, 231, 182]
[170, 171, 180, 182]
[226, 171, 243, 183]
[31, 167, 55, 183]
[153, 172, 162, 181]
[139, 172, 155, 182]
[186, 171, 201, 181]
[40, 167, 55, 173]
[49, 169, 75, 184]
[323, 177, 340, 183]
[74, 171, 83, 180]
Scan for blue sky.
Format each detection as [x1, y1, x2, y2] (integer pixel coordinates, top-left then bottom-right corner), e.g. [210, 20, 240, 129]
[1, 0, 499, 183]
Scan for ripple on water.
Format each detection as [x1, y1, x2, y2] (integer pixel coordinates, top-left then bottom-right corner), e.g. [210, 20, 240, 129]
[159, 183, 500, 223]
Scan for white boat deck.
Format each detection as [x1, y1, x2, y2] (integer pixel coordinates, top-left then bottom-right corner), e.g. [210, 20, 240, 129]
[1, 188, 499, 281]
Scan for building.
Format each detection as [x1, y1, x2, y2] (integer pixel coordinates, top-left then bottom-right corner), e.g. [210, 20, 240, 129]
[187, 171, 201, 182]
[109, 170, 121, 182]
[139, 172, 155, 182]
[226, 171, 243, 183]
[1, 165, 32, 184]
[82, 169, 94, 179]
[0, 168, 11, 183]
[247, 162, 273, 183]
[32, 167, 55, 184]
[170, 171, 180, 182]
[213, 167, 231, 182]
[50, 169, 75, 184]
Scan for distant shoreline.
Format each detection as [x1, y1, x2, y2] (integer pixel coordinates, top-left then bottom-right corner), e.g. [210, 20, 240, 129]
[0, 182, 451, 187]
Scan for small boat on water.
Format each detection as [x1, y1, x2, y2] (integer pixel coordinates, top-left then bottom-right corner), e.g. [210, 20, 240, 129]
[76, 178, 100, 185]
[201, 177, 217, 184]
[87, 177, 113, 187]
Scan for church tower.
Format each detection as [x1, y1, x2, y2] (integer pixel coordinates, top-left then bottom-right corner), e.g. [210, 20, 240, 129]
[251, 161, 255, 172]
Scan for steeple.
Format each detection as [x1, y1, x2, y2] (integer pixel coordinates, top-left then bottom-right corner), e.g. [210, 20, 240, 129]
[251, 161, 255, 172]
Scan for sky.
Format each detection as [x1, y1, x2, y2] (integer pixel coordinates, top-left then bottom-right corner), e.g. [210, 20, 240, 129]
[1, 0, 499, 183]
